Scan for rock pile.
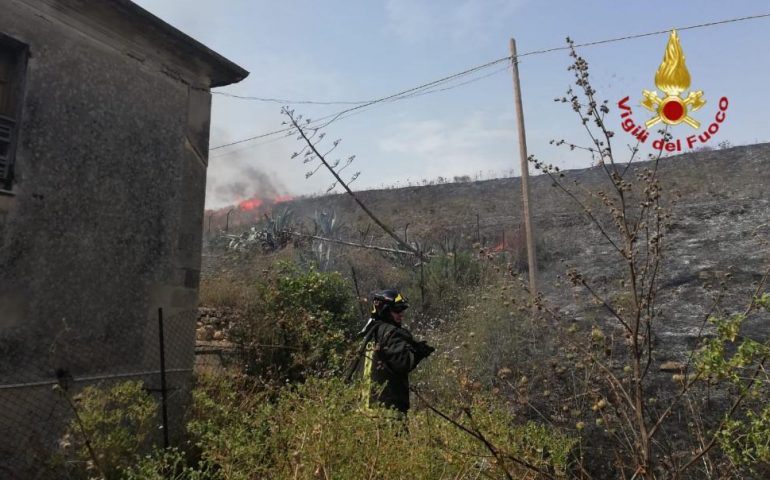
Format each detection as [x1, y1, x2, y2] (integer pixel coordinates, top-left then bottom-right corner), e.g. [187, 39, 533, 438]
[195, 306, 242, 370]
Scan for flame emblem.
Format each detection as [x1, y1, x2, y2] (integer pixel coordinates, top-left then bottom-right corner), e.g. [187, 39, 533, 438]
[641, 30, 705, 129]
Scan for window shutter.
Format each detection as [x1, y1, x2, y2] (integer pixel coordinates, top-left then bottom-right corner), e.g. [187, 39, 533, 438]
[0, 33, 28, 189]
[0, 114, 13, 182]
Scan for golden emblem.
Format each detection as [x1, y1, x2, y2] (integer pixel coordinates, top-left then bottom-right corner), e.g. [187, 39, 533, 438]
[641, 30, 705, 129]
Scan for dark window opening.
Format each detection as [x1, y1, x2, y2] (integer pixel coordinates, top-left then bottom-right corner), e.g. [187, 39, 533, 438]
[0, 33, 28, 192]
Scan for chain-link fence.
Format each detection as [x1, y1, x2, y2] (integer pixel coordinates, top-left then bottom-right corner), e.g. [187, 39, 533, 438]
[0, 308, 195, 479]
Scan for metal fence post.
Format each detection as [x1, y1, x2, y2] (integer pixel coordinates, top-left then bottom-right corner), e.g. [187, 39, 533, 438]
[158, 307, 169, 449]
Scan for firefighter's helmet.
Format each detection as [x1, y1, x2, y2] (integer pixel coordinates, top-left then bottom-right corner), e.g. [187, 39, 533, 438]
[371, 288, 409, 316]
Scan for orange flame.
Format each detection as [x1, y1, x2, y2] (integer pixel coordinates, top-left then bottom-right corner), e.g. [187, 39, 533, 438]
[239, 198, 264, 211]
[238, 194, 294, 211]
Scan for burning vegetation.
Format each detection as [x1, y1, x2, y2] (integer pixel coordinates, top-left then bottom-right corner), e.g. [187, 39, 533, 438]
[205, 193, 295, 233]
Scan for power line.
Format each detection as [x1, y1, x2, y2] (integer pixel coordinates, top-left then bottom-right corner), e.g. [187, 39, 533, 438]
[211, 59, 509, 109]
[518, 12, 770, 57]
[209, 130, 291, 159]
[398, 64, 512, 101]
[212, 12, 770, 108]
[210, 11, 770, 152]
[209, 64, 514, 158]
[211, 56, 512, 150]
[300, 57, 513, 134]
[212, 91, 370, 105]
[211, 126, 294, 150]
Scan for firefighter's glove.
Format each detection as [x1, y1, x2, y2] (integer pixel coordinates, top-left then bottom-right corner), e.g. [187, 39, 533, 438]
[414, 340, 435, 360]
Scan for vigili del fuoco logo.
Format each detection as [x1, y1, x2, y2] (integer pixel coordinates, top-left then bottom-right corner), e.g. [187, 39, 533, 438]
[617, 30, 729, 152]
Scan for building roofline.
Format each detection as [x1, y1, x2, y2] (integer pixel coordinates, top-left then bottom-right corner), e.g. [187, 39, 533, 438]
[110, 0, 249, 87]
[27, 0, 248, 88]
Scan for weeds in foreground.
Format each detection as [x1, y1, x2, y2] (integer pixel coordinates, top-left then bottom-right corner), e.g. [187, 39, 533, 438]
[54, 381, 158, 479]
[189, 374, 577, 480]
[55, 374, 576, 479]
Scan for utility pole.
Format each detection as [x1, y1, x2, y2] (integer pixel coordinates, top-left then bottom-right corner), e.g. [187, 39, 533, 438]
[509, 38, 538, 310]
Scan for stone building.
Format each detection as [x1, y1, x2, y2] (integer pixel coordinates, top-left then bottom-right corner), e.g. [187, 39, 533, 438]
[0, 0, 247, 476]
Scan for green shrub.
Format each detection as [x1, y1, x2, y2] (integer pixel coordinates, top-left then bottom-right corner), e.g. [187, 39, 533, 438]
[57, 380, 158, 479]
[227, 261, 357, 383]
[273, 261, 355, 334]
[187, 374, 274, 479]
[122, 447, 216, 480]
[699, 294, 770, 474]
[424, 252, 482, 302]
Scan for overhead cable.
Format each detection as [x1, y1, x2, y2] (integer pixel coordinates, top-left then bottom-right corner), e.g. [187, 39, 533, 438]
[210, 11, 770, 152]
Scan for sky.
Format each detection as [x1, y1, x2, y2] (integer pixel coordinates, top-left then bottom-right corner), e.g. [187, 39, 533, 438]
[133, 0, 770, 210]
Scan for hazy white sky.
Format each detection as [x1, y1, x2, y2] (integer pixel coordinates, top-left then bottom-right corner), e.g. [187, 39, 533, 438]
[133, 0, 770, 209]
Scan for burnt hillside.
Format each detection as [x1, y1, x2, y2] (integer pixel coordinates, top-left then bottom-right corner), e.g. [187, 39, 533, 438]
[256, 142, 770, 364]
[286, 143, 769, 243]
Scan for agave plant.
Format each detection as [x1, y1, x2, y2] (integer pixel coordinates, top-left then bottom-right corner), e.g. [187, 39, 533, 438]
[311, 209, 341, 270]
[220, 208, 296, 252]
[312, 209, 338, 237]
[268, 208, 295, 250]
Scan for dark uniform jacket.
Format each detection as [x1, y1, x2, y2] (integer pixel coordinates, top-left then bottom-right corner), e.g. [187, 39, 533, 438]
[360, 318, 426, 413]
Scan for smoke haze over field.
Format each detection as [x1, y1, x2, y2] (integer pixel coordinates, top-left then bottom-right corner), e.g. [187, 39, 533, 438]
[205, 127, 295, 209]
[210, 165, 287, 206]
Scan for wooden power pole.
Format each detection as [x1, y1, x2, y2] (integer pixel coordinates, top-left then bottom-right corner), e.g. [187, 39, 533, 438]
[509, 38, 538, 307]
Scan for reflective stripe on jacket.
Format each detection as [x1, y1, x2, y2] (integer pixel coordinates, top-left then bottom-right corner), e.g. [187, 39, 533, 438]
[360, 318, 422, 413]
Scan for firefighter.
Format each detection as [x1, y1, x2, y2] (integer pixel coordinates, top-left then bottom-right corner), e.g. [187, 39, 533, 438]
[358, 289, 434, 415]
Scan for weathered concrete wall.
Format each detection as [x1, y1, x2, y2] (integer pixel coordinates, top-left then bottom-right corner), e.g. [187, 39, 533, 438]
[0, 0, 215, 474]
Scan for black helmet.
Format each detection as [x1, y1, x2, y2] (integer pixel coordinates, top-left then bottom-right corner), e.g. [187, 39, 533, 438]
[371, 288, 409, 316]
